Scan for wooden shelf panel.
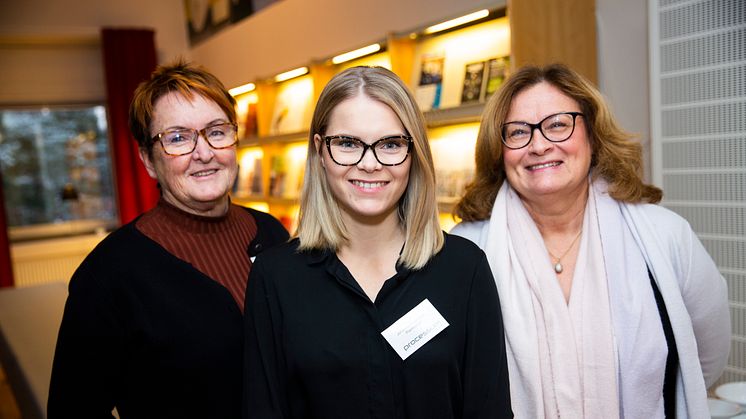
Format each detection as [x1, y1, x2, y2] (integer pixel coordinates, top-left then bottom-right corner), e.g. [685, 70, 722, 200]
[239, 102, 485, 148]
[424, 103, 485, 127]
[233, 194, 299, 206]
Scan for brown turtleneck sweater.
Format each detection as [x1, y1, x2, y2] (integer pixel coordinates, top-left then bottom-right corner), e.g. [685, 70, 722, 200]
[135, 199, 257, 312]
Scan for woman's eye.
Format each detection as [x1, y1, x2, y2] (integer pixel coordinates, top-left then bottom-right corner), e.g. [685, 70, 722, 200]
[547, 121, 569, 130]
[378, 139, 404, 150]
[336, 138, 360, 148]
[508, 128, 528, 138]
[206, 127, 226, 137]
[165, 132, 190, 144]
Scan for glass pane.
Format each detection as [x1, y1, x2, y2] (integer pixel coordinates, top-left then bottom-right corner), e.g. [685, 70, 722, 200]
[0, 105, 117, 228]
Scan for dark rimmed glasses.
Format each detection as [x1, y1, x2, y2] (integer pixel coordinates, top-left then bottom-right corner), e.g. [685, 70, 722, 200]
[151, 122, 238, 156]
[501, 112, 584, 150]
[323, 135, 413, 166]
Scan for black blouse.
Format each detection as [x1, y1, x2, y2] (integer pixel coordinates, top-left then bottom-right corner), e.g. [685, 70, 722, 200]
[243, 233, 512, 419]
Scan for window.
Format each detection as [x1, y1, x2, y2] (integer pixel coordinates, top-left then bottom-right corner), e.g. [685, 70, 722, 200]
[0, 105, 117, 240]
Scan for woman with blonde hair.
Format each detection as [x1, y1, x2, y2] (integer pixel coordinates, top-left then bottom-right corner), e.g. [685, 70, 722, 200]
[244, 66, 512, 418]
[452, 63, 729, 418]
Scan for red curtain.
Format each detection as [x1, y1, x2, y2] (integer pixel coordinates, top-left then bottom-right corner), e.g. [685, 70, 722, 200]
[101, 28, 160, 225]
[0, 171, 14, 287]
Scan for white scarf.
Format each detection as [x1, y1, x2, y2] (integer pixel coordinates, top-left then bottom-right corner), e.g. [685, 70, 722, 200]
[485, 179, 668, 418]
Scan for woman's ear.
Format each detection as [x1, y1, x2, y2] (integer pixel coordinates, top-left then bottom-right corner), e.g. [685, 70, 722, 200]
[313, 134, 325, 168]
[138, 147, 159, 180]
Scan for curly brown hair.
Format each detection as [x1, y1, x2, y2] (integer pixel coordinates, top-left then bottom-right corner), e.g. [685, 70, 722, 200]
[454, 63, 662, 222]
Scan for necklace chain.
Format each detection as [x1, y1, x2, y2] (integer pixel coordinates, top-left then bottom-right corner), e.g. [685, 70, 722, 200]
[547, 229, 582, 274]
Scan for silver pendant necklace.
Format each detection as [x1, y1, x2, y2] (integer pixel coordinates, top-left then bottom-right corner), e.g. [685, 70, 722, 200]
[547, 229, 583, 274]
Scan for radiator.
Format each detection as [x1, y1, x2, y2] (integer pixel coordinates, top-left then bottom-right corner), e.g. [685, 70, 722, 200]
[9, 233, 107, 288]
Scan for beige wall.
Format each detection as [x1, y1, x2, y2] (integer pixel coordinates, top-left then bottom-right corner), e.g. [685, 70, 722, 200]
[0, 0, 189, 104]
[0, 0, 188, 62]
[191, 0, 503, 88]
[596, 0, 652, 183]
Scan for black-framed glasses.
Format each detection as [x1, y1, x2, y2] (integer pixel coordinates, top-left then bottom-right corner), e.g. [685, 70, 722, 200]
[323, 135, 413, 166]
[151, 122, 238, 156]
[501, 112, 584, 150]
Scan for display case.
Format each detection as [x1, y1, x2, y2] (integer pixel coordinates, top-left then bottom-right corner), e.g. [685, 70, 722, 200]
[229, 4, 595, 232]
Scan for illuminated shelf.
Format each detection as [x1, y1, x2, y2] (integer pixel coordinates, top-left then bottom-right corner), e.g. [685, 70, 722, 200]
[238, 136, 261, 147]
[240, 130, 308, 147]
[424, 102, 485, 128]
[259, 130, 308, 145]
[233, 194, 298, 206]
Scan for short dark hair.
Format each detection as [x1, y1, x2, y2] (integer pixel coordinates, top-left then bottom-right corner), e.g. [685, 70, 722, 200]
[128, 59, 236, 153]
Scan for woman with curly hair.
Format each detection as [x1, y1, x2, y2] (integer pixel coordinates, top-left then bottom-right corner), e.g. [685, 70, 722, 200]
[452, 63, 729, 419]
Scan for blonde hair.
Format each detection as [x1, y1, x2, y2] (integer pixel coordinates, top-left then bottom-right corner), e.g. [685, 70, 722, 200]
[297, 66, 443, 269]
[455, 63, 662, 221]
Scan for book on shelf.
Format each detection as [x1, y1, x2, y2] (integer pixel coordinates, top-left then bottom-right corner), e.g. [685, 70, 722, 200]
[483, 56, 510, 100]
[460, 61, 486, 104]
[268, 155, 286, 197]
[269, 78, 313, 135]
[234, 154, 263, 196]
[415, 54, 445, 111]
[243, 101, 258, 138]
[435, 168, 474, 201]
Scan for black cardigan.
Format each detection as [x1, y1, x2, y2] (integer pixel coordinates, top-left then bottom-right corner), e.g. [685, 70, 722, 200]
[48, 207, 288, 419]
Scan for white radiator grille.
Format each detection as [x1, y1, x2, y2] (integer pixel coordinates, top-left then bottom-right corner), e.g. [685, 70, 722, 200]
[10, 234, 105, 288]
[650, 0, 746, 386]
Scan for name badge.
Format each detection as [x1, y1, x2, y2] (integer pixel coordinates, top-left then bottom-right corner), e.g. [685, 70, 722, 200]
[381, 299, 449, 360]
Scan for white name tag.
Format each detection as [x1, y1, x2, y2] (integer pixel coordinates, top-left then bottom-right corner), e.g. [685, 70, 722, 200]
[381, 299, 449, 360]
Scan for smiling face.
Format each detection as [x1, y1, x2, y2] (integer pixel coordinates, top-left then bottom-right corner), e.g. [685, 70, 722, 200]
[139, 91, 237, 217]
[314, 94, 411, 226]
[502, 81, 592, 208]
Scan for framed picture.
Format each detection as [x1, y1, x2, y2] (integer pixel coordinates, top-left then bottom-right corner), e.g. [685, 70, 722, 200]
[185, 0, 283, 46]
[415, 54, 445, 111]
[461, 61, 486, 104]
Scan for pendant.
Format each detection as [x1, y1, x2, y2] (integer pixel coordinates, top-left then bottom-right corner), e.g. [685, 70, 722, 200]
[554, 262, 563, 273]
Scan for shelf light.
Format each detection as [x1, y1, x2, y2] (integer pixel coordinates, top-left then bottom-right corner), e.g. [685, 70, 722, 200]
[331, 43, 382, 65]
[274, 66, 309, 83]
[423, 9, 490, 34]
[228, 82, 256, 96]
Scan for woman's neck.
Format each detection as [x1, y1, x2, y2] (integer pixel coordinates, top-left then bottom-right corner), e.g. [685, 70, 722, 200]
[337, 209, 405, 301]
[521, 183, 588, 237]
[340, 209, 405, 257]
[161, 194, 230, 218]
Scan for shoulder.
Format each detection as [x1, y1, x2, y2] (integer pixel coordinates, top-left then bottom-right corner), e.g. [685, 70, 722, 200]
[630, 202, 694, 239]
[244, 206, 285, 230]
[251, 238, 304, 270]
[435, 232, 489, 266]
[67, 221, 154, 292]
[84, 221, 147, 262]
[449, 220, 490, 246]
[236, 206, 290, 256]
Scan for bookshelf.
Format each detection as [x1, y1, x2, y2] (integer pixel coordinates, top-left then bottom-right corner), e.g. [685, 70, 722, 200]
[230, 3, 596, 231]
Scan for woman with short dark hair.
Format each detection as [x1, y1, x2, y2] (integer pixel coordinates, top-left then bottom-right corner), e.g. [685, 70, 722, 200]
[49, 61, 288, 419]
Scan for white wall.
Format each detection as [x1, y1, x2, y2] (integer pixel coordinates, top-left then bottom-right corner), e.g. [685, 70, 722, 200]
[596, 0, 652, 181]
[0, 0, 190, 104]
[0, 0, 188, 62]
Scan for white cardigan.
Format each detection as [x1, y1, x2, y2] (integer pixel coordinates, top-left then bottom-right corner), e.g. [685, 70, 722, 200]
[452, 198, 731, 418]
